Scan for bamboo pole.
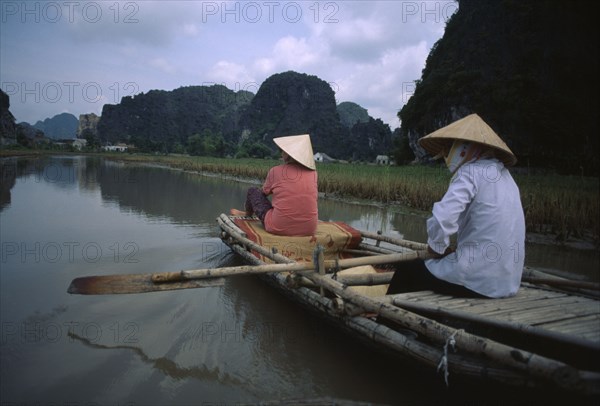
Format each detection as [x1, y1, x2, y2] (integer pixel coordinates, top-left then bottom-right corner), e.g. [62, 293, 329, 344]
[217, 216, 294, 264]
[522, 277, 600, 291]
[360, 230, 428, 251]
[299, 270, 591, 393]
[335, 271, 394, 285]
[357, 243, 398, 254]
[286, 272, 394, 289]
[387, 297, 600, 355]
[151, 252, 427, 283]
[316, 245, 326, 297]
[219, 213, 248, 238]
[362, 230, 599, 292]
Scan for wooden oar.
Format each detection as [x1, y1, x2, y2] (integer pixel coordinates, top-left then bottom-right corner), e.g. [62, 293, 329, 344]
[68, 250, 431, 295]
[67, 273, 227, 295]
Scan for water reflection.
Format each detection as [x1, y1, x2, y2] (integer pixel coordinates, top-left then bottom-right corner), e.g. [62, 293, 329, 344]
[0, 159, 16, 210]
[97, 163, 247, 225]
[1, 156, 97, 209]
[68, 331, 249, 387]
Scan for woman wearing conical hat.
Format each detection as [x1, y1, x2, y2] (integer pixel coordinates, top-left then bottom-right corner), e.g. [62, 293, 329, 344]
[387, 114, 526, 298]
[230, 134, 318, 236]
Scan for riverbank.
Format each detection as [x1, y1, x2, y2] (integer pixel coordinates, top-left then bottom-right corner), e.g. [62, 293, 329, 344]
[105, 153, 599, 247]
[3, 150, 598, 247]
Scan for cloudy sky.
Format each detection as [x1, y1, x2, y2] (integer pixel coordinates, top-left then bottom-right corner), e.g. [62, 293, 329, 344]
[1, 1, 457, 128]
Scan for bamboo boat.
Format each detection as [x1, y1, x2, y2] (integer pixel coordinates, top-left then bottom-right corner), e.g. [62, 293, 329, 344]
[216, 213, 600, 397]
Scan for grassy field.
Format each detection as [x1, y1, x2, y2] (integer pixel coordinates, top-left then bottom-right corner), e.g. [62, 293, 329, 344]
[101, 154, 598, 243]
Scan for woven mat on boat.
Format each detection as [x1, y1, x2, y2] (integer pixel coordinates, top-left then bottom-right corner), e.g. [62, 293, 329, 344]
[232, 218, 362, 262]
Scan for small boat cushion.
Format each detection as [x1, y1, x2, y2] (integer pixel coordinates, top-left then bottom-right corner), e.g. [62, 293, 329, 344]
[233, 218, 362, 262]
[338, 265, 389, 297]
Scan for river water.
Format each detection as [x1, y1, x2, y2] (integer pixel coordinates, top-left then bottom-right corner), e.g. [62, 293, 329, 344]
[0, 156, 597, 405]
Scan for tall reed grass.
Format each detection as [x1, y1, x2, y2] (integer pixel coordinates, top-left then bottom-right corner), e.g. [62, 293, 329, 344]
[107, 154, 599, 242]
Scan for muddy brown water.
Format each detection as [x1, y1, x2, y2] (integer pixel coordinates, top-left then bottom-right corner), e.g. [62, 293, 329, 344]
[1, 156, 597, 405]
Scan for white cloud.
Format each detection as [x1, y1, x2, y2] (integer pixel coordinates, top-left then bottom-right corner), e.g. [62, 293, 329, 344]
[150, 58, 177, 75]
[65, 1, 205, 47]
[308, 1, 451, 62]
[1, 0, 453, 126]
[206, 60, 255, 87]
[319, 18, 386, 61]
[253, 36, 323, 76]
[182, 23, 200, 37]
[333, 41, 431, 128]
[289, 1, 453, 126]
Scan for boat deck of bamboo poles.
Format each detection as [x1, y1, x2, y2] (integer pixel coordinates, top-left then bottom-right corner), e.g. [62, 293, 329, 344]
[216, 213, 600, 395]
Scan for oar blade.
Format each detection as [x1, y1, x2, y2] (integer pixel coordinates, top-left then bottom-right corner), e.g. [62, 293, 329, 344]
[68, 274, 225, 295]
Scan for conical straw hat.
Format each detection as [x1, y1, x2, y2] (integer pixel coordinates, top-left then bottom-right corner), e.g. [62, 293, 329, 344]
[273, 134, 316, 170]
[418, 114, 517, 166]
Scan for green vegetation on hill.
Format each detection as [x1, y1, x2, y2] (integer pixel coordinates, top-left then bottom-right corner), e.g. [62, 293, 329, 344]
[98, 85, 253, 154]
[337, 101, 370, 128]
[95, 71, 394, 161]
[400, 0, 598, 175]
[239, 71, 347, 157]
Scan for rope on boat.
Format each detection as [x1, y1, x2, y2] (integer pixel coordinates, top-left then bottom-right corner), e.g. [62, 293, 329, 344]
[437, 329, 462, 386]
[331, 259, 341, 281]
[312, 244, 324, 268]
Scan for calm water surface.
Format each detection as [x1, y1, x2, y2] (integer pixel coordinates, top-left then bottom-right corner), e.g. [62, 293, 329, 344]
[1, 156, 597, 405]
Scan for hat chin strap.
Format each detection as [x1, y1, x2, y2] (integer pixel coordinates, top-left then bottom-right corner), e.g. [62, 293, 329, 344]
[432, 150, 446, 160]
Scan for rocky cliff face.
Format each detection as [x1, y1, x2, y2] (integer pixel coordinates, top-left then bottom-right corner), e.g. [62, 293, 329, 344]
[77, 113, 100, 138]
[239, 71, 346, 156]
[97, 85, 253, 148]
[337, 102, 370, 129]
[0, 89, 17, 145]
[399, 0, 598, 175]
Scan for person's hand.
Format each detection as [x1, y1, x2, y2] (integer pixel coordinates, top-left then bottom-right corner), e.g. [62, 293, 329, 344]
[427, 245, 444, 259]
[230, 208, 248, 216]
[427, 245, 456, 258]
[443, 245, 456, 256]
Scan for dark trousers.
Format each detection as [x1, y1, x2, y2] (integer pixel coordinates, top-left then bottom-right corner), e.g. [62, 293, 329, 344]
[245, 187, 272, 223]
[386, 259, 484, 298]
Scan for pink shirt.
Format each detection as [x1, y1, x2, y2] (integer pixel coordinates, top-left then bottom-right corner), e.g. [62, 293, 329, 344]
[262, 163, 318, 236]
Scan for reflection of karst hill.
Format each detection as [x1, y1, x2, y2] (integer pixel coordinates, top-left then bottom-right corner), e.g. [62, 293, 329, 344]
[0, 160, 17, 210]
[68, 331, 247, 388]
[96, 163, 246, 225]
[1, 157, 84, 211]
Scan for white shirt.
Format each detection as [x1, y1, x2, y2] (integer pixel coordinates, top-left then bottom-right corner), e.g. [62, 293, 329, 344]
[425, 159, 526, 298]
